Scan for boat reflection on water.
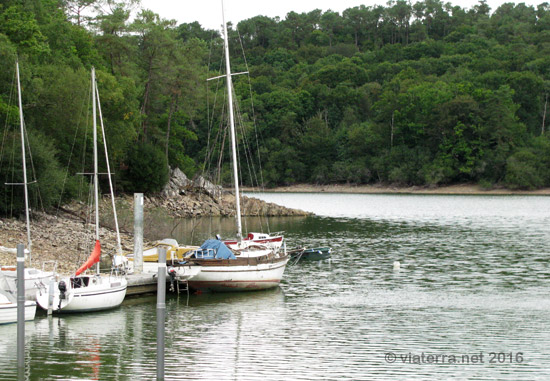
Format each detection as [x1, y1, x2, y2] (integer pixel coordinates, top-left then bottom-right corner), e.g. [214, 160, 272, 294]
[168, 287, 287, 380]
[0, 287, 288, 380]
[27, 309, 129, 380]
[186, 284, 285, 308]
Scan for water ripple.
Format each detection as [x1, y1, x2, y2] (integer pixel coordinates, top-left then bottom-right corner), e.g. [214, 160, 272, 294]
[1, 194, 549, 380]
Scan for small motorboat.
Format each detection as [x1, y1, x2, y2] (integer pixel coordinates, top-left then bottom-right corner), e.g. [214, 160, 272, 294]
[289, 247, 332, 261]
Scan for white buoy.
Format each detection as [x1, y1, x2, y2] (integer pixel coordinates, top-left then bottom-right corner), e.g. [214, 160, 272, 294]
[393, 261, 401, 271]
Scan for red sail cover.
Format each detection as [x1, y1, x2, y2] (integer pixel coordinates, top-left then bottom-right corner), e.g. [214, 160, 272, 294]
[75, 240, 101, 276]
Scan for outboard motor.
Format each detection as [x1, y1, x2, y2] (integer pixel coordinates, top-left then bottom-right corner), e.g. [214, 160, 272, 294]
[57, 280, 68, 310]
[168, 267, 177, 292]
[58, 280, 67, 300]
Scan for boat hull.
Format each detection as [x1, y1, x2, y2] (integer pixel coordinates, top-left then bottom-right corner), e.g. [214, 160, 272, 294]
[0, 301, 36, 325]
[291, 247, 332, 261]
[1, 267, 54, 300]
[36, 275, 127, 313]
[186, 256, 289, 292]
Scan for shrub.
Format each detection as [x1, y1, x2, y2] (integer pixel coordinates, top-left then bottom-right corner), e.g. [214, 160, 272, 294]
[504, 149, 543, 190]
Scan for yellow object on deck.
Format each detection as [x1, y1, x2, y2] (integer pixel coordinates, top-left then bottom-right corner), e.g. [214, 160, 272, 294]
[126, 240, 198, 262]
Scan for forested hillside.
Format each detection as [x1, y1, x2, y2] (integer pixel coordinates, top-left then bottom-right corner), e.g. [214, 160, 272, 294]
[2, 0, 550, 214]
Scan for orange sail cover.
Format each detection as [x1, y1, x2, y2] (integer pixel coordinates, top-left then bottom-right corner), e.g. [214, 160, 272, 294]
[75, 240, 101, 276]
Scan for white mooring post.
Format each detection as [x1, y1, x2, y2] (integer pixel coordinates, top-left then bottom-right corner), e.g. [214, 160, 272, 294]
[156, 247, 167, 380]
[16, 244, 25, 373]
[134, 193, 144, 274]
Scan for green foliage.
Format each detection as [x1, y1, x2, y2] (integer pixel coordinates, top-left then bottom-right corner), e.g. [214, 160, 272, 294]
[0, 131, 65, 214]
[505, 149, 544, 189]
[121, 142, 168, 193]
[505, 135, 550, 189]
[2, 0, 550, 212]
[0, 5, 50, 54]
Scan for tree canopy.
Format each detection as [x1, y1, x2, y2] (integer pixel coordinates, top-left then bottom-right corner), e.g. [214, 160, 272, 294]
[2, 0, 550, 215]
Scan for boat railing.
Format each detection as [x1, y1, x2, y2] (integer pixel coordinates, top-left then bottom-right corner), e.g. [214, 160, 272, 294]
[192, 248, 216, 259]
[42, 260, 57, 274]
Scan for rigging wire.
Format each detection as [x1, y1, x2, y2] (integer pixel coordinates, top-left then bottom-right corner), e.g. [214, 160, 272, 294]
[204, 44, 227, 182]
[237, 27, 267, 190]
[236, 27, 270, 232]
[204, 28, 216, 173]
[78, 82, 92, 201]
[77, 179, 95, 273]
[9, 96, 16, 219]
[22, 117, 43, 215]
[55, 77, 91, 215]
[0, 69, 16, 169]
[0, 69, 17, 218]
[203, 25, 275, 234]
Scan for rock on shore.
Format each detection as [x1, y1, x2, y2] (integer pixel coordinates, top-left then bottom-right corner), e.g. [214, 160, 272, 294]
[149, 168, 309, 218]
[0, 170, 308, 273]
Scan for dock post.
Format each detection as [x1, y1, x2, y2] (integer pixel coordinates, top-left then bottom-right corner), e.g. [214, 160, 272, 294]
[16, 244, 25, 372]
[156, 247, 166, 380]
[134, 193, 144, 274]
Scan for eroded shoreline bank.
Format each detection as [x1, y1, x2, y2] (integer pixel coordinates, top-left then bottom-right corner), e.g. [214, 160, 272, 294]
[243, 183, 550, 195]
[0, 189, 309, 273]
[2, 180, 547, 274]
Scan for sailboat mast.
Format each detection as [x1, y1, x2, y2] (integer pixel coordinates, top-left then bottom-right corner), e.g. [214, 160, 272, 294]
[222, 0, 243, 240]
[16, 61, 32, 264]
[92, 67, 100, 273]
[95, 85, 122, 255]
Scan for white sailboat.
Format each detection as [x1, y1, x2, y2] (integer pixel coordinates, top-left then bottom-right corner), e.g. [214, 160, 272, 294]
[0, 61, 54, 300]
[36, 67, 127, 312]
[174, 2, 289, 292]
[0, 273, 36, 325]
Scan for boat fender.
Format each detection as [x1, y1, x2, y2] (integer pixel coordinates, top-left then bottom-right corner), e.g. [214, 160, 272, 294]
[58, 280, 67, 300]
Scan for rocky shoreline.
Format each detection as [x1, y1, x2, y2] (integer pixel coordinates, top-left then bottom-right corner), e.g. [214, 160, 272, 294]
[154, 168, 309, 218]
[0, 210, 136, 274]
[0, 169, 309, 274]
[4, 174, 547, 275]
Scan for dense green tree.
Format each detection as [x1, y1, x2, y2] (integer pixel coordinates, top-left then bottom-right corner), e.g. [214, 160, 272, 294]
[121, 141, 168, 192]
[5, 0, 550, 214]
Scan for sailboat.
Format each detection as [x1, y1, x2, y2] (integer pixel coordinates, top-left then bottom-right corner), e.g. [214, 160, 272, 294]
[222, 232, 284, 251]
[0, 61, 54, 300]
[172, 2, 289, 292]
[0, 273, 36, 325]
[36, 67, 127, 312]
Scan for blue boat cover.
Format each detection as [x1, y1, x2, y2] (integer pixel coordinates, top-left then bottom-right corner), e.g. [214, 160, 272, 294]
[199, 239, 236, 259]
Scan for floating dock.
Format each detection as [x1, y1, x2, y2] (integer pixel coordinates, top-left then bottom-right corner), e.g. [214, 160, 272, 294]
[126, 273, 158, 296]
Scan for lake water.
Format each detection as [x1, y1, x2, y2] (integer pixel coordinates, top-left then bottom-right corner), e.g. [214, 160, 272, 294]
[1, 193, 550, 380]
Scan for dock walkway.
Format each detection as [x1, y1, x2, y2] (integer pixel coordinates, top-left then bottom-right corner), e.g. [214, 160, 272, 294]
[126, 273, 157, 296]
